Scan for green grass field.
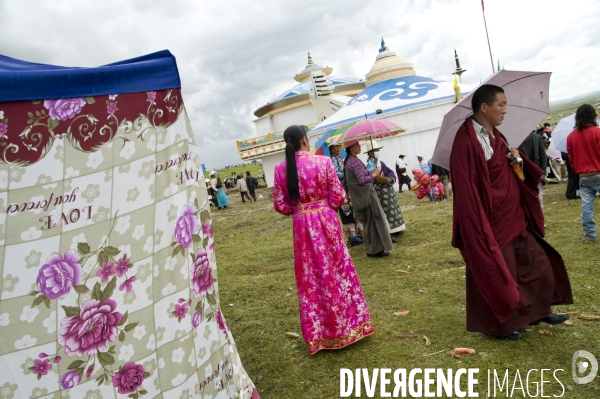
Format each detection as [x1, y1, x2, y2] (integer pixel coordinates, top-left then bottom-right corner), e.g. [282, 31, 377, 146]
[212, 182, 599, 398]
[205, 162, 264, 182]
[545, 101, 600, 128]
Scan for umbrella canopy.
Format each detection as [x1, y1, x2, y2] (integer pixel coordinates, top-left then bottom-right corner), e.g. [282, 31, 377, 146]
[553, 113, 600, 153]
[551, 113, 575, 153]
[314, 122, 356, 156]
[337, 118, 405, 144]
[431, 70, 551, 169]
[547, 138, 562, 160]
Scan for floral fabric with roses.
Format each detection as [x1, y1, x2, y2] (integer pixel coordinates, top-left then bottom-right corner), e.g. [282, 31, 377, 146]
[0, 90, 257, 399]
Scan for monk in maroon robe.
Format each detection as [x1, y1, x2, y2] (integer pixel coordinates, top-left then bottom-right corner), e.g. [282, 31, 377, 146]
[450, 84, 572, 339]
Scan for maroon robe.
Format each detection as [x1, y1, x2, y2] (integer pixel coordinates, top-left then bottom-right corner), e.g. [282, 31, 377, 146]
[450, 118, 572, 336]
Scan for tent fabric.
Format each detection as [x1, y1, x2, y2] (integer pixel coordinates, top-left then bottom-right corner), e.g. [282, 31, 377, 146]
[0, 50, 181, 103]
[0, 54, 258, 398]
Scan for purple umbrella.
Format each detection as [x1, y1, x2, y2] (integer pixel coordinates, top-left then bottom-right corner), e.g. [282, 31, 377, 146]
[431, 70, 551, 169]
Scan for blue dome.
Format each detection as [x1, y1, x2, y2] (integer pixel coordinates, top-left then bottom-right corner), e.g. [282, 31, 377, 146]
[311, 75, 469, 134]
[268, 76, 364, 103]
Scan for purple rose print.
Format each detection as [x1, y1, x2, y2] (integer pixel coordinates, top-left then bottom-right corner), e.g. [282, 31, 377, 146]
[174, 204, 197, 248]
[32, 358, 52, 376]
[119, 276, 136, 293]
[106, 102, 117, 115]
[0, 121, 7, 136]
[174, 302, 188, 319]
[36, 250, 82, 299]
[190, 249, 213, 298]
[59, 369, 81, 389]
[112, 362, 145, 394]
[192, 309, 203, 328]
[147, 91, 157, 103]
[115, 258, 130, 277]
[201, 221, 213, 239]
[215, 310, 227, 332]
[58, 299, 123, 357]
[96, 261, 116, 282]
[85, 365, 94, 378]
[43, 98, 86, 121]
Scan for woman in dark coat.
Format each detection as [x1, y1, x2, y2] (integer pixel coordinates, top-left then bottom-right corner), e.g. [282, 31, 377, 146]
[344, 139, 393, 257]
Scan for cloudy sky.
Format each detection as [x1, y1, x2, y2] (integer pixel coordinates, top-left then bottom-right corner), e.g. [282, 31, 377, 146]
[2, 0, 599, 168]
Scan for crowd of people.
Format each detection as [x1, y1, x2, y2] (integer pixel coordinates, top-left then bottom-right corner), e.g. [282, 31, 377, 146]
[206, 170, 260, 208]
[518, 104, 600, 243]
[271, 84, 599, 355]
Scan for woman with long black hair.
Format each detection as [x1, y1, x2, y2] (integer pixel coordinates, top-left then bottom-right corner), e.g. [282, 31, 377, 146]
[273, 125, 374, 355]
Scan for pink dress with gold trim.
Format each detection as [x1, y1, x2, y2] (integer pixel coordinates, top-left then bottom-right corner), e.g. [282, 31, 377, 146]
[273, 151, 374, 354]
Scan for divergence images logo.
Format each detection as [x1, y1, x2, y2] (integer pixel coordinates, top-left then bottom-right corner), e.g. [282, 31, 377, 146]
[572, 350, 598, 385]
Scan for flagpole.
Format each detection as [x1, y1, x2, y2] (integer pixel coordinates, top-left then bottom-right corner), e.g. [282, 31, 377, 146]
[481, 1, 495, 73]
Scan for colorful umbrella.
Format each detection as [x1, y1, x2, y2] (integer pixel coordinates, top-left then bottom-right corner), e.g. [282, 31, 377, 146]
[314, 122, 356, 156]
[431, 70, 551, 170]
[336, 119, 405, 145]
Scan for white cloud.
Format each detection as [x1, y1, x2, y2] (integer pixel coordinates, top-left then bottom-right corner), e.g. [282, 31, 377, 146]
[1, 0, 599, 168]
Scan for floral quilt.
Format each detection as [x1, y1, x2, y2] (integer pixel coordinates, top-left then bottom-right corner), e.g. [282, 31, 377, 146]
[0, 90, 256, 399]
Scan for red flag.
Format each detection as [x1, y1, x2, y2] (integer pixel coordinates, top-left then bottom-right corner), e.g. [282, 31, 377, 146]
[481, 0, 484, 11]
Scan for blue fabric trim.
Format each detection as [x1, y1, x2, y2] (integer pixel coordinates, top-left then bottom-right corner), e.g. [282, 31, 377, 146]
[0, 50, 181, 103]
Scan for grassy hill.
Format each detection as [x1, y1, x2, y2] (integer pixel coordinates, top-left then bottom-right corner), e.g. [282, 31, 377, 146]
[545, 90, 600, 127]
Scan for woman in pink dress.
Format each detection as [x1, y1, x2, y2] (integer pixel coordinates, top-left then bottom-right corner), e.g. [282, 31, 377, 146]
[273, 125, 374, 355]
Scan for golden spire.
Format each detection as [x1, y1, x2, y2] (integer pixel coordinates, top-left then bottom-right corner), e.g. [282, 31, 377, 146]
[453, 75, 462, 102]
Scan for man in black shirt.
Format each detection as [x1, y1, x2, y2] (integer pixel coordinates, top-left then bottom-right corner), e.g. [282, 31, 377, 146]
[245, 171, 257, 201]
[519, 130, 548, 208]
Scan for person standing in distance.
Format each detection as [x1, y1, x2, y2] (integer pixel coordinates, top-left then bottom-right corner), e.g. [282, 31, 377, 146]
[567, 104, 600, 243]
[245, 171, 257, 202]
[395, 153, 412, 193]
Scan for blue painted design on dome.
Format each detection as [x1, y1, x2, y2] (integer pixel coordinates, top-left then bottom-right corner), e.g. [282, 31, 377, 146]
[347, 76, 439, 106]
[268, 76, 364, 103]
[309, 74, 462, 135]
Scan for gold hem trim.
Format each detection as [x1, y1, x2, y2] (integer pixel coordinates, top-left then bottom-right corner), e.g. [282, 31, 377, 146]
[307, 320, 374, 355]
